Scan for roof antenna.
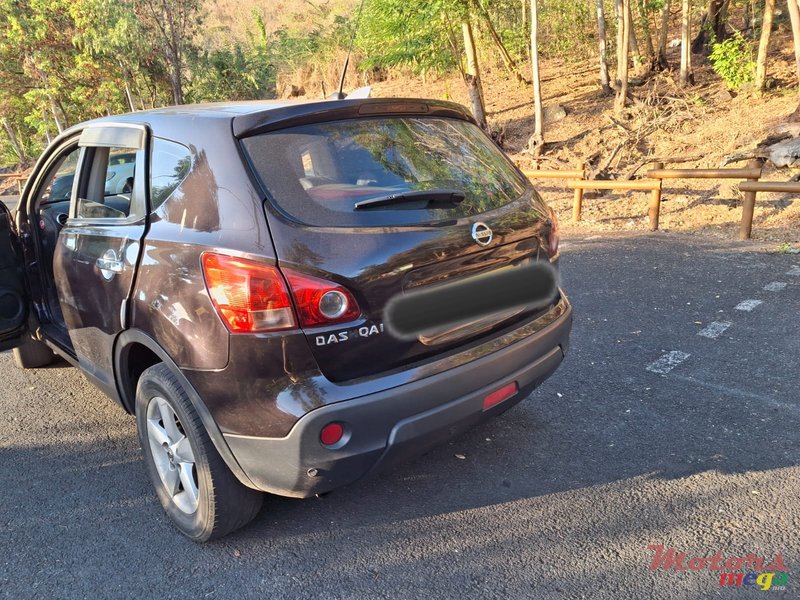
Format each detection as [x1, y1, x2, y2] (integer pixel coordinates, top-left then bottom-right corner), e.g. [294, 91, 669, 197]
[333, 0, 367, 100]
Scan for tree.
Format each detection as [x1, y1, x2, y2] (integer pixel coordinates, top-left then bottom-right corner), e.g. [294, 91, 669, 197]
[462, 19, 487, 129]
[755, 0, 776, 93]
[616, 0, 632, 112]
[629, 3, 643, 69]
[656, 0, 671, 70]
[470, 0, 529, 84]
[529, 0, 544, 155]
[636, 0, 656, 66]
[680, 0, 694, 85]
[692, 0, 730, 53]
[595, 0, 613, 94]
[787, 0, 800, 95]
[134, 0, 205, 105]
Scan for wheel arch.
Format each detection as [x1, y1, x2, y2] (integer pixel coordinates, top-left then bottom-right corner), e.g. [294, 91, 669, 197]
[114, 329, 258, 490]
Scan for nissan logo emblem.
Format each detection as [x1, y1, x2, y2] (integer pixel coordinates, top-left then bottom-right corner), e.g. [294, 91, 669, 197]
[471, 222, 493, 247]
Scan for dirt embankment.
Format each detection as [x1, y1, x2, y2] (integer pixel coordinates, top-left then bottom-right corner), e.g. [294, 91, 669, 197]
[371, 33, 800, 246]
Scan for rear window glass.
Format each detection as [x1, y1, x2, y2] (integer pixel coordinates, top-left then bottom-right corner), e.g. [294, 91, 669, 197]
[150, 138, 192, 210]
[241, 117, 530, 227]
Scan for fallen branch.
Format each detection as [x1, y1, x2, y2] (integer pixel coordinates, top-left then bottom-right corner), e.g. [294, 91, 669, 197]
[592, 140, 627, 179]
[624, 154, 705, 179]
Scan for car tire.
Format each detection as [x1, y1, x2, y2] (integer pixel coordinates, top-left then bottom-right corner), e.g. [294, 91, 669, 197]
[135, 363, 263, 541]
[12, 338, 55, 369]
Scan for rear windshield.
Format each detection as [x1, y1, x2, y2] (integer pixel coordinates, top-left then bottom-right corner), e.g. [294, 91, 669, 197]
[241, 117, 530, 227]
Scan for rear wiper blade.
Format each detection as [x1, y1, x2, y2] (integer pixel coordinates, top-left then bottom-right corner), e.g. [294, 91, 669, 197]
[354, 189, 466, 210]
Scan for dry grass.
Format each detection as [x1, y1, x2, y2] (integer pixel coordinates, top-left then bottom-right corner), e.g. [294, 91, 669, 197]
[365, 30, 800, 245]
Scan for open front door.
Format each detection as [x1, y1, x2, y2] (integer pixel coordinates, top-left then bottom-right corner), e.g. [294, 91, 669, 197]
[0, 201, 30, 350]
[52, 123, 148, 394]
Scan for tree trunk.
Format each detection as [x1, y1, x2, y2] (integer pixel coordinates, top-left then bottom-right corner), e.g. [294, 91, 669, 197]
[692, 0, 727, 53]
[596, 0, 613, 94]
[169, 55, 183, 105]
[787, 0, 800, 94]
[529, 0, 544, 155]
[616, 0, 632, 112]
[629, 3, 643, 68]
[637, 0, 656, 62]
[473, 0, 529, 84]
[462, 20, 487, 130]
[656, 0, 671, 70]
[755, 0, 776, 93]
[521, 0, 528, 32]
[1, 118, 25, 163]
[680, 0, 694, 85]
[615, 0, 624, 80]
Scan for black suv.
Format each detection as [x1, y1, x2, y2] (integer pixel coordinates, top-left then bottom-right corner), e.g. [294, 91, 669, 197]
[0, 99, 572, 541]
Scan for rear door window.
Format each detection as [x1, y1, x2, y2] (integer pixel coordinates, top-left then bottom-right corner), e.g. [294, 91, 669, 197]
[241, 117, 530, 227]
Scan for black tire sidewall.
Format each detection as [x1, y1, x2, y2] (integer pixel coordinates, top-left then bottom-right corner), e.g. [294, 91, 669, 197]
[135, 365, 215, 542]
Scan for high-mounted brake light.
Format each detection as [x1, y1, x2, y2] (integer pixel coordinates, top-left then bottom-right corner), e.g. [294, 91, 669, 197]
[547, 207, 559, 258]
[283, 270, 361, 328]
[201, 253, 296, 333]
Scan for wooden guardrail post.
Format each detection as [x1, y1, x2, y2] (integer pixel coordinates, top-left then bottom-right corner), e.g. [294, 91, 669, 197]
[648, 162, 664, 231]
[739, 158, 763, 241]
[572, 162, 586, 222]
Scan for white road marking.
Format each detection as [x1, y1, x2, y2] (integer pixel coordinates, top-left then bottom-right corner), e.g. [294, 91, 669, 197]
[647, 351, 691, 374]
[735, 299, 762, 312]
[697, 321, 732, 339]
[787, 265, 800, 276]
[764, 282, 788, 292]
[670, 374, 800, 415]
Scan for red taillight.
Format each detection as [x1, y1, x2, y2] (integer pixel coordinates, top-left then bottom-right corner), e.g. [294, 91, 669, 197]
[283, 270, 361, 328]
[548, 207, 559, 258]
[201, 253, 296, 333]
[320, 422, 345, 446]
[483, 382, 518, 411]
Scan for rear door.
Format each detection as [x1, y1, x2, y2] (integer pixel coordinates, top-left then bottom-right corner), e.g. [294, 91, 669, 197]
[0, 201, 29, 351]
[240, 112, 557, 382]
[52, 124, 148, 389]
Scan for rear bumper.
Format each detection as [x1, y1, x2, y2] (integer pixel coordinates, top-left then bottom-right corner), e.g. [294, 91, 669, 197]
[224, 296, 573, 497]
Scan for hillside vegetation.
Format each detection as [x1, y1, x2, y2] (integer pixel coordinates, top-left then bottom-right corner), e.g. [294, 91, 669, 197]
[3, 0, 800, 241]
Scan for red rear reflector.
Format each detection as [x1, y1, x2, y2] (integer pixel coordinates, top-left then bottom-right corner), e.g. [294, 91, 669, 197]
[320, 422, 345, 446]
[201, 253, 296, 333]
[483, 382, 519, 411]
[548, 207, 559, 258]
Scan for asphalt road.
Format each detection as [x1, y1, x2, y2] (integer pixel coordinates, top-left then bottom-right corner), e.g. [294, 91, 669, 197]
[0, 196, 18, 214]
[1, 232, 798, 599]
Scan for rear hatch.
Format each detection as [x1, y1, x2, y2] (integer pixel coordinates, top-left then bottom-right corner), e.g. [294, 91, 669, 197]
[238, 102, 557, 382]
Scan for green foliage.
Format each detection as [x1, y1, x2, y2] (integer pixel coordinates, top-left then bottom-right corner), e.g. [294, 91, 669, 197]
[357, 0, 464, 74]
[189, 13, 276, 102]
[709, 32, 756, 90]
[538, 0, 594, 58]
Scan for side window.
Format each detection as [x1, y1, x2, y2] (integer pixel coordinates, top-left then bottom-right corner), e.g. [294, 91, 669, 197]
[75, 147, 138, 220]
[38, 147, 81, 204]
[150, 139, 192, 211]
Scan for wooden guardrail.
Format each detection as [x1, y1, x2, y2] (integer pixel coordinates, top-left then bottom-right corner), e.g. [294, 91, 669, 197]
[646, 159, 763, 240]
[0, 171, 26, 195]
[524, 162, 664, 231]
[523, 158, 786, 240]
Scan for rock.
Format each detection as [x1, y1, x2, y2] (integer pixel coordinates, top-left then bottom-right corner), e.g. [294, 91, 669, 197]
[715, 88, 735, 102]
[543, 104, 567, 124]
[281, 84, 305, 99]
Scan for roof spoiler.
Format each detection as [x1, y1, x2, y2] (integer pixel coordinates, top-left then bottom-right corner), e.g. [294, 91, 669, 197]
[232, 98, 475, 139]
